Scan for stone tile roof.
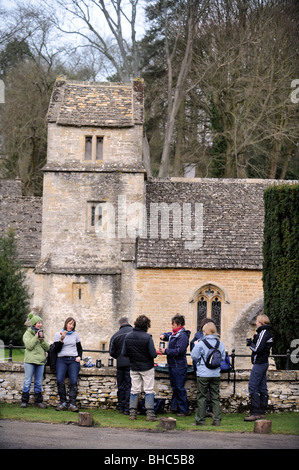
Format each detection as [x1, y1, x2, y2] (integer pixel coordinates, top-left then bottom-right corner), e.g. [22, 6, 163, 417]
[47, 78, 144, 127]
[136, 178, 298, 270]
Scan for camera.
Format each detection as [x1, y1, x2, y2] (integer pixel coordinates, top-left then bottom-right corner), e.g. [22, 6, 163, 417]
[246, 338, 252, 347]
[37, 329, 44, 339]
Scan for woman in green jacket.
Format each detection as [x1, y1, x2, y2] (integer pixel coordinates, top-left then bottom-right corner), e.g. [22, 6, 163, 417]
[21, 312, 50, 408]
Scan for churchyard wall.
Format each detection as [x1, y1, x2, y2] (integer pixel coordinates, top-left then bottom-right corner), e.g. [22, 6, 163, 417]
[1, 362, 298, 413]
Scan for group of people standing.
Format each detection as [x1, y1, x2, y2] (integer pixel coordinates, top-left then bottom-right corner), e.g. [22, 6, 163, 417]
[110, 313, 273, 424]
[109, 313, 226, 424]
[21, 309, 273, 424]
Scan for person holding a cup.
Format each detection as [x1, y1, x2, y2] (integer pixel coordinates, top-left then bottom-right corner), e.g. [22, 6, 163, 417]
[159, 314, 191, 416]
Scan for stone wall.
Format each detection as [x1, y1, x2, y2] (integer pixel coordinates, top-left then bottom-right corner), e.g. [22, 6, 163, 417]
[1, 362, 298, 413]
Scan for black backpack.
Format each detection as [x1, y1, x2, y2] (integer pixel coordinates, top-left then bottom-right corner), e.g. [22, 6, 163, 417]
[45, 343, 58, 371]
[202, 338, 222, 369]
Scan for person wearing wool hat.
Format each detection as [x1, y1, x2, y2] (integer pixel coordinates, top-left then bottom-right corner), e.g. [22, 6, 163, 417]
[20, 310, 50, 408]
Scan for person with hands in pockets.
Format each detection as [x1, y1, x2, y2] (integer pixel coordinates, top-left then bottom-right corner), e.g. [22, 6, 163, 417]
[191, 321, 226, 426]
[159, 314, 191, 416]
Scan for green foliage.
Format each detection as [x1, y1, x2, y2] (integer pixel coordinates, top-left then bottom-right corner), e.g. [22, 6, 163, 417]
[0, 229, 30, 345]
[263, 184, 299, 369]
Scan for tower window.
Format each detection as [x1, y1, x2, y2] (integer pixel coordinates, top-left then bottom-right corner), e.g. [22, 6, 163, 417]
[96, 137, 103, 160]
[72, 282, 87, 303]
[84, 135, 104, 161]
[85, 136, 92, 160]
[87, 202, 105, 232]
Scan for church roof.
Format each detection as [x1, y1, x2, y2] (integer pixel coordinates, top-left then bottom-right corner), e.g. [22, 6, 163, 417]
[136, 178, 297, 270]
[47, 78, 144, 127]
[1, 178, 297, 271]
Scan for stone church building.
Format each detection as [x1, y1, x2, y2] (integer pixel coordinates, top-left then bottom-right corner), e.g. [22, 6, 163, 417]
[1, 78, 296, 367]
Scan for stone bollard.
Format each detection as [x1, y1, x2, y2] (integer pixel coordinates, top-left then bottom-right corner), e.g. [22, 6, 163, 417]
[157, 417, 177, 431]
[254, 419, 272, 434]
[78, 412, 94, 427]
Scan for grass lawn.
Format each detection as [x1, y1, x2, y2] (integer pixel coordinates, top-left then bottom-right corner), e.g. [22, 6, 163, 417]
[4, 349, 25, 361]
[0, 402, 298, 435]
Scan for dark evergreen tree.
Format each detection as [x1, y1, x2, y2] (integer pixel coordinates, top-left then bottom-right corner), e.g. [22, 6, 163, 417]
[263, 184, 299, 369]
[0, 229, 31, 345]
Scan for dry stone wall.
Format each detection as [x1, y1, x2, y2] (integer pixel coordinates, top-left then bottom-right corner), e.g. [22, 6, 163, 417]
[1, 363, 298, 413]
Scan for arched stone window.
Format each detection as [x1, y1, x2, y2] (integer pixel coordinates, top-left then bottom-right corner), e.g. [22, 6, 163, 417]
[191, 284, 228, 336]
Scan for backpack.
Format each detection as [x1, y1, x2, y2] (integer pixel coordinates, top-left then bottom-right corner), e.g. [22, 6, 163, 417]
[220, 352, 232, 372]
[202, 338, 222, 369]
[138, 398, 165, 415]
[45, 343, 58, 371]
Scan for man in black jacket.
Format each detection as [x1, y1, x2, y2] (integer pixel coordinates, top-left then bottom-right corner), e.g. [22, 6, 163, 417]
[109, 317, 133, 414]
[244, 314, 273, 421]
[122, 315, 158, 421]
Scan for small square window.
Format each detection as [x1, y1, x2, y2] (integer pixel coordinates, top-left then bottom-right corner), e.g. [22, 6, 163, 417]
[84, 136, 104, 161]
[87, 201, 105, 232]
[90, 204, 102, 227]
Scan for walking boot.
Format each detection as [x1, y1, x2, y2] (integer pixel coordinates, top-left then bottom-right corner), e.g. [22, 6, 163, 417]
[20, 391, 29, 408]
[244, 394, 263, 421]
[35, 393, 47, 409]
[56, 383, 68, 411]
[69, 384, 79, 412]
[129, 393, 139, 420]
[145, 393, 158, 421]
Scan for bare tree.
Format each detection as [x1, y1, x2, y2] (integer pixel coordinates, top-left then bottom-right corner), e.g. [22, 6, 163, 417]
[158, 0, 207, 177]
[44, 0, 142, 81]
[192, 0, 299, 178]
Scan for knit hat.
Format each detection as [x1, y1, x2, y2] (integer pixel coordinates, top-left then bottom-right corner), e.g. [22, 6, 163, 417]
[28, 312, 43, 326]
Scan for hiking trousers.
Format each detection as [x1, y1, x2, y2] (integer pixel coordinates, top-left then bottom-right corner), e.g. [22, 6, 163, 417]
[196, 376, 221, 424]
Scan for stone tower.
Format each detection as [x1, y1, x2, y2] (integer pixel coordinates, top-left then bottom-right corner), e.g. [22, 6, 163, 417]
[34, 78, 145, 352]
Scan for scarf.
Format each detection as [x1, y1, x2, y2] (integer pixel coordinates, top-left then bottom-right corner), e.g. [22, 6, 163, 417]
[62, 329, 74, 335]
[172, 326, 184, 336]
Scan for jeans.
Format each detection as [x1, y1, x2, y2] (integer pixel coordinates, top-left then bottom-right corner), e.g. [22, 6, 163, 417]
[56, 357, 80, 385]
[22, 363, 44, 395]
[169, 366, 189, 414]
[116, 366, 131, 412]
[196, 376, 221, 424]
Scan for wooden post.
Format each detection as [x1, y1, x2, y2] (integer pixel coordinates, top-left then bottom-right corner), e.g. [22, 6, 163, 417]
[157, 417, 177, 431]
[78, 412, 94, 427]
[254, 419, 272, 434]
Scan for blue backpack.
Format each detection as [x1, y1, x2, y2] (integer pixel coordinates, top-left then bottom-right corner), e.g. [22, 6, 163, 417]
[220, 352, 232, 372]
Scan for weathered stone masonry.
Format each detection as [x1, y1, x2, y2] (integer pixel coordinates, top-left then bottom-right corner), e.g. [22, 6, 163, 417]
[1, 363, 298, 413]
[1, 79, 298, 373]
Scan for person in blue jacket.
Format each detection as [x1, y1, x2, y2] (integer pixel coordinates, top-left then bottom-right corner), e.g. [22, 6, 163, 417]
[190, 317, 215, 416]
[191, 321, 226, 426]
[159, 314, 191, 416]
